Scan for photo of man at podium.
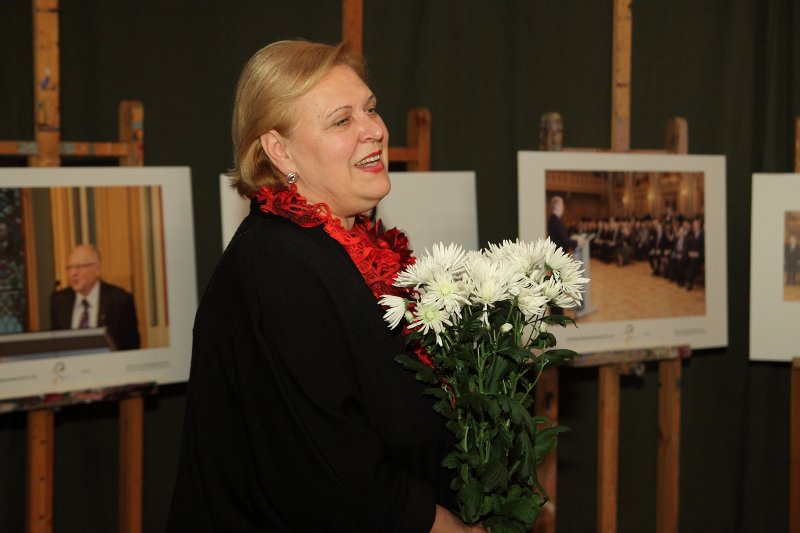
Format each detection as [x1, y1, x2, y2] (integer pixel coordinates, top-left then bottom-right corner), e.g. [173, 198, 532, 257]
[50, 244, 140, 351]
[547, 195, 594, 317]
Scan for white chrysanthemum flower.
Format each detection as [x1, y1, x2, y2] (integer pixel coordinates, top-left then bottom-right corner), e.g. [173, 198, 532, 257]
[500, 322, 513, 334]
[394, 255, 437, 288]
[486, 239, 543, 277]
[543, 242, 573, 274]
[516, 286, 548, 321]
[463, 253, 524, 308]
[558, 262, 590, 301]
[379, 295, 408, 329]
[420, 270, 469, 318]
[394, 242, 466, 289]
[408, 301, 453, 345]
[427, 242, 467, 273]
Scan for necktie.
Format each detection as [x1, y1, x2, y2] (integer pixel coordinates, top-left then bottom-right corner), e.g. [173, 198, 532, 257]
[78, 299, 89, 328]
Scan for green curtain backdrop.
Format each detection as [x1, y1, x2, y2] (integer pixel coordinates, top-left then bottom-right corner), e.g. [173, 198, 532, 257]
[1, 1, 798, 531]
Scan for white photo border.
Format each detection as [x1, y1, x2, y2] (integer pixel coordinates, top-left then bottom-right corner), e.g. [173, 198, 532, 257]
[0, 167, 197, 400]
[749, 173, 800, 362]
[518, 151, 728, 353]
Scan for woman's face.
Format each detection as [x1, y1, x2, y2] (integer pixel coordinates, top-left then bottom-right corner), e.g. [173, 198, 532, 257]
[282, 65, 390, 225]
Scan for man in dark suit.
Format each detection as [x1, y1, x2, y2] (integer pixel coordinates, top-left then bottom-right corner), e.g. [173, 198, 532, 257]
[547, 195, 572, 252]
[50, 244, 140, 351]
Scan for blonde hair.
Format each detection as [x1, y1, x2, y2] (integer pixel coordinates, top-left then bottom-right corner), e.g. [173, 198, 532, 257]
[228, 40, 366, 197]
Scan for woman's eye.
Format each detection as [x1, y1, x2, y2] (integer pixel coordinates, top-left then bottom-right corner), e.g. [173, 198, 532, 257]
[333, 117, 350, 127]
[366, 107, 378, 116]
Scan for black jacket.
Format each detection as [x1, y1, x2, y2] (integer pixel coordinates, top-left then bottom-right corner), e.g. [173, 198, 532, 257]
[167, 206, 454, 532]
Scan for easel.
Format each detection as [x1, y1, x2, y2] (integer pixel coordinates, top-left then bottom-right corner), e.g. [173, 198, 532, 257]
[0, 1, 149, 532]
[341, 0, 431, 172]
[534, 1, 690, 532]
[790, 116, 800, 533]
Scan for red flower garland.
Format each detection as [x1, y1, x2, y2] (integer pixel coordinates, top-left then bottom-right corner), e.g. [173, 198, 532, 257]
[254, 185, 414, 301]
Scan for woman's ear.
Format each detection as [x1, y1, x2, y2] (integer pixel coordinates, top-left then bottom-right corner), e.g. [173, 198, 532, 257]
[260, 131, 291, 175]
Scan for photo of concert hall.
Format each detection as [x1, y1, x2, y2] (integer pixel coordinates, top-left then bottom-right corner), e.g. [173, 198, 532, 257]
[545, 169, 706, 323]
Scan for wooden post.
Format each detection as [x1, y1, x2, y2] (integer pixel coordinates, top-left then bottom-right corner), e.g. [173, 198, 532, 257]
[533, 111, 563, 533]
[119, 396, 144, 533]
[791, 359, 800, 533]
[595, 2, 633, 531]
[30, 0, 60, 168]
[534, 368, 559, 533]
[28, 1, 60, 531]
[27, 410, 54, 533]
[653, 118, 689, 533]
[405, 108, 431, 171]
[656, 359, 681, 533]
[118, 99, 145, 533]
[597, 365, 620, 533]
[341, 0, 363, 55]
[611, 0, 632, 152]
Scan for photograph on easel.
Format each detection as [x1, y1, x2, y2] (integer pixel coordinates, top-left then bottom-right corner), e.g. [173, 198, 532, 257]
[0, 167, 197, 402]
[750, 173, 800, 362]
[544, 169, 706, 324]
[0, 185, 168, 351]
[519, 151, 728, 353]
[785, 210, 800, 301]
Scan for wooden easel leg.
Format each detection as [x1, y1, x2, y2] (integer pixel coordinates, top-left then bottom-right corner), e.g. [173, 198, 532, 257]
[27, 409, 53, 533]
[790, 359, 800, 533]
[534, 367, 559, 533]
[119, 396, 143, 533]
[597, 365, 620, 533]
[656, 358, 681, 533]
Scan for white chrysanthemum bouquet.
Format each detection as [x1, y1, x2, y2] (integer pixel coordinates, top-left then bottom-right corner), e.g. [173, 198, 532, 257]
[379, 238, 589, 533]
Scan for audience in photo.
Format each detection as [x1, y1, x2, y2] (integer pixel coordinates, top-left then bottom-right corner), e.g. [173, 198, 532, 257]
[564, 211, 705, 291]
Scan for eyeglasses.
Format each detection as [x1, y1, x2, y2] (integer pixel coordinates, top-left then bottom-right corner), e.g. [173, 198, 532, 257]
[66, 262, 98, 271]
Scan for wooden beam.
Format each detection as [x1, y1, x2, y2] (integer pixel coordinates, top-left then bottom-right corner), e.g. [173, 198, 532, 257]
[28, 2, 60, 531]
[597, 365, 620, 533]
[119, 396, 144, 533]
[30, 0, 60, 167]
[0, 141, 131, 157]
[534, 368, 559, 533]
[791, 358, 800, 533]
[656, 359, 681, 533]
[342, 0, 363, 55]
[119, 100, 144, 166]
[405, 108, 431, 171]
[26, 409, 54, 533]
[611, 0, 632, 152]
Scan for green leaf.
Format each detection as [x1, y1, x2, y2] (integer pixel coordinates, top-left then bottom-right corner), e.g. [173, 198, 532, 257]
[515, 430, 536, 481]
[542, 314, 577, 327]
[393, 353, 438, 384]
[534, 331, 557, 349]
[442, 451, 461, 470]
[534, 425, 570, 462]
[479, 459, 509, 491]
[498, 344, 532, 364]
[540, 348, 580, 366]
[497, 396, 534, 429]
[502, 495, 540, 526]
[458, 479, 482, 523]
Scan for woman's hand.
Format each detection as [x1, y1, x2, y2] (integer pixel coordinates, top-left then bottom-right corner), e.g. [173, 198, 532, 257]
[431, 505, 488, 532]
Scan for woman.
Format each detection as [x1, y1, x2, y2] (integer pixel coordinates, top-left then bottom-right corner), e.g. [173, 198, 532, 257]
[167, 40, 483, 532]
